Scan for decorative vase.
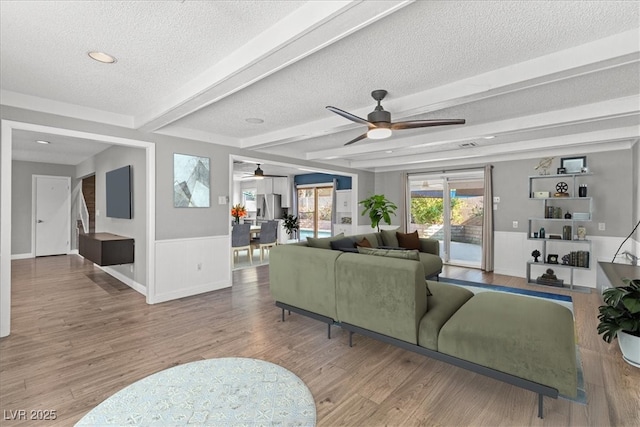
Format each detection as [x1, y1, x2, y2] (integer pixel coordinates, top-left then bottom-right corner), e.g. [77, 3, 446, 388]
[618, 331, 640, 368]
[578, 184, 587, 197]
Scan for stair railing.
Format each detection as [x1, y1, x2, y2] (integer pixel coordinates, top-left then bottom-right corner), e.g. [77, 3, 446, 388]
[79, 189, 89, 234]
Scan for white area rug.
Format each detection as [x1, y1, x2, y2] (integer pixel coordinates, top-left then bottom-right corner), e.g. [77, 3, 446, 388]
[76, 357, 316, 426]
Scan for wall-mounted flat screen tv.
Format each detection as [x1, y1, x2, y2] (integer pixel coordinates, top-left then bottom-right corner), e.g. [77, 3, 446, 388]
[106, 165, 132, 219]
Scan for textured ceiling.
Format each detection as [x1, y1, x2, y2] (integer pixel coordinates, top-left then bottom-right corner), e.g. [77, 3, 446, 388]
[1, 0, 639, 172]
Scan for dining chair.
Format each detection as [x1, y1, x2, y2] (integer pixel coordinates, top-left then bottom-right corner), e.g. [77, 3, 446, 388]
[231, 223, 252, 267]
[258, 220, 278, 261]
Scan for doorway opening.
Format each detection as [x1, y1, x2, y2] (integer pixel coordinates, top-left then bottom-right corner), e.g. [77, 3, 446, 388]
[296, 185, 333, 240]
[407, 170, 484, 268]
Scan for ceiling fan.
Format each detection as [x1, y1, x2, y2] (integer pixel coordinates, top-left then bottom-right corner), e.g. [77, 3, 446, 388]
[244, 164, 287, 179]
[326, 89, 466, 146]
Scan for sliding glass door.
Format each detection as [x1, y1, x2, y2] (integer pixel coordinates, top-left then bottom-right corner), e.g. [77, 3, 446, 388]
[408, 171, 484, 268]
[297, 186, 333, 240]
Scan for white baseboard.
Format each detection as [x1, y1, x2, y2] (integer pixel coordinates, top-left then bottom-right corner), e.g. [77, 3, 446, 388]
[98, 265, 146, 297]
[11, 253, 33, 260]
[151, 280, 231, 304]
[69, 249, 79, 255]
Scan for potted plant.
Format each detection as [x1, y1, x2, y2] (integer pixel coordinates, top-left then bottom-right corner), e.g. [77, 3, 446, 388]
[597, 278, 640, 367]
[282, 214, 299, 241]
[359, 194, 398, 232]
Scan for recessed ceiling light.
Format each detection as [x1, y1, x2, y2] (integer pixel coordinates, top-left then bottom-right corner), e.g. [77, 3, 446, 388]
[88, 51, 117, 64]
[483, 135, 495, 139]
[245, 118, 264, 124]
[36, 140, 50, 144]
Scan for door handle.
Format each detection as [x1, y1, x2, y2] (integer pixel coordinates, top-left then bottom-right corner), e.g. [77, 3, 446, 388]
[37, 220, 44, 223]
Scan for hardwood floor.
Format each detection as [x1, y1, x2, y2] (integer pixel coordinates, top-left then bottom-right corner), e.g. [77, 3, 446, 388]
[1, 256, 639, 426]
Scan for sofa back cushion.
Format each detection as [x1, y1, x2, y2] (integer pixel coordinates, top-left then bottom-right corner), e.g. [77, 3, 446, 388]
[269, 244, 341, 320]
[380, 228, 400, 247]
[335, 252, 427, 344]
[397, 230, 421, 250]
[306, 233, 345, 249]
[330, 237, 357, 251]
[355, 237, 373, 248]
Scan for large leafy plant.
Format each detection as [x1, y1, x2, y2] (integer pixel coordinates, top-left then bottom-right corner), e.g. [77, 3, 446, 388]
[359, 194, 397, 232]
[282, 214, 299, 238]
[597, 278, 640, 343]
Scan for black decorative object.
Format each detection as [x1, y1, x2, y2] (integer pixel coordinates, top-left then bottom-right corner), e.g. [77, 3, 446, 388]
[578, 184, 587, 197]
[565, 212, 572, 219]
[555, 181, 569, 197]
[557, 167, 566, 174]
[562, 254, 570, 265]
[536, 268, 564, 287]
[547, 254, 559, 264]
[531, 249, 541, 262]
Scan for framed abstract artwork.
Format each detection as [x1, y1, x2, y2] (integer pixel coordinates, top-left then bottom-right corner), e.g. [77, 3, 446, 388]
[173, 153, 210, 207]
[560, 156, 586, 174]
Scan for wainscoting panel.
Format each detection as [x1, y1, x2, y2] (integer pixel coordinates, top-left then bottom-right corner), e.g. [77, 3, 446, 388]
[154, 235, 231, 303]
[494, 231, 638, 289]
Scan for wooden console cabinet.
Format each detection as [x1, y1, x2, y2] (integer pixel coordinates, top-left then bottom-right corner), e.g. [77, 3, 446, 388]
[79, 233, 134, 266]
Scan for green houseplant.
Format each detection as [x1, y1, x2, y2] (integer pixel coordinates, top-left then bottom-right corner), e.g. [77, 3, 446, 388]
[597, 278, 640, 367]
[359, 194, 397, 232]
[282, 214, 299, 240]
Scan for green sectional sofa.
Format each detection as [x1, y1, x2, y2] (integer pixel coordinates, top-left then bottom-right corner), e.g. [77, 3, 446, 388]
[269, 232, 578, 418]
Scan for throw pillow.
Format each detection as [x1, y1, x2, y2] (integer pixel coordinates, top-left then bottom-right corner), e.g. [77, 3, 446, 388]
[397, 230, 420, 250]
[306, 233, 345, 250]
[355, 237, 372, 248]
[357, 247, 420, 261]
[330, 237, 357, 251]
[380, 228, 400, 247]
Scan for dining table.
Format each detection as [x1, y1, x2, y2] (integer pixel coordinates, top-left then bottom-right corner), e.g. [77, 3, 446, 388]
[250, 225, 261, 239]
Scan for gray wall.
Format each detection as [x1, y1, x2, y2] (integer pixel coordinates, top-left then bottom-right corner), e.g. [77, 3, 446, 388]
[2, 105, 374, 244]
[11, 161, 77, 255]
[373, 171, 404, 228]
[93, 145, 147, 285]
[374, 148, 635, 239]
[633, 141, 640, 242]
[493, 150, 633, 238]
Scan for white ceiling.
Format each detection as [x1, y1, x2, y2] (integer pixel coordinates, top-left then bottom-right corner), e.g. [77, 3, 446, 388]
[2, 0, 639, 173]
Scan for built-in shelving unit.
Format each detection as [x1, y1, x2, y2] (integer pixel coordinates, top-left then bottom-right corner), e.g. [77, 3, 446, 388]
[526, 173, 592, 290]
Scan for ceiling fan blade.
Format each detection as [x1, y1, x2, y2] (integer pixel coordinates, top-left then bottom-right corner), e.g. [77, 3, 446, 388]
[391, 119, 465, 130]
[344, 132, 368, 146]
[326, 106, 372, 126]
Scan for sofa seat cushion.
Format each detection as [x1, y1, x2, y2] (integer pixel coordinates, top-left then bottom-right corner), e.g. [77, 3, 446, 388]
[438, 292, 577, 397]
[418, 252, 443, 279]
[418, 282, 474, 351]
[357, 247, 420, 260]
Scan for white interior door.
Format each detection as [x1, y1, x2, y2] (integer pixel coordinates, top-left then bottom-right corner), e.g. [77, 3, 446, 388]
[34, 175, 71, 256]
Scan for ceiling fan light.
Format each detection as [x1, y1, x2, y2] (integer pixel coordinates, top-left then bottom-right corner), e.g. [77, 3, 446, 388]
[367, 128, 392, 139]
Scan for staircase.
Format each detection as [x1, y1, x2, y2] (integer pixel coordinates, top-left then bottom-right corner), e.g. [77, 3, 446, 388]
[81, 175, 96, 233]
